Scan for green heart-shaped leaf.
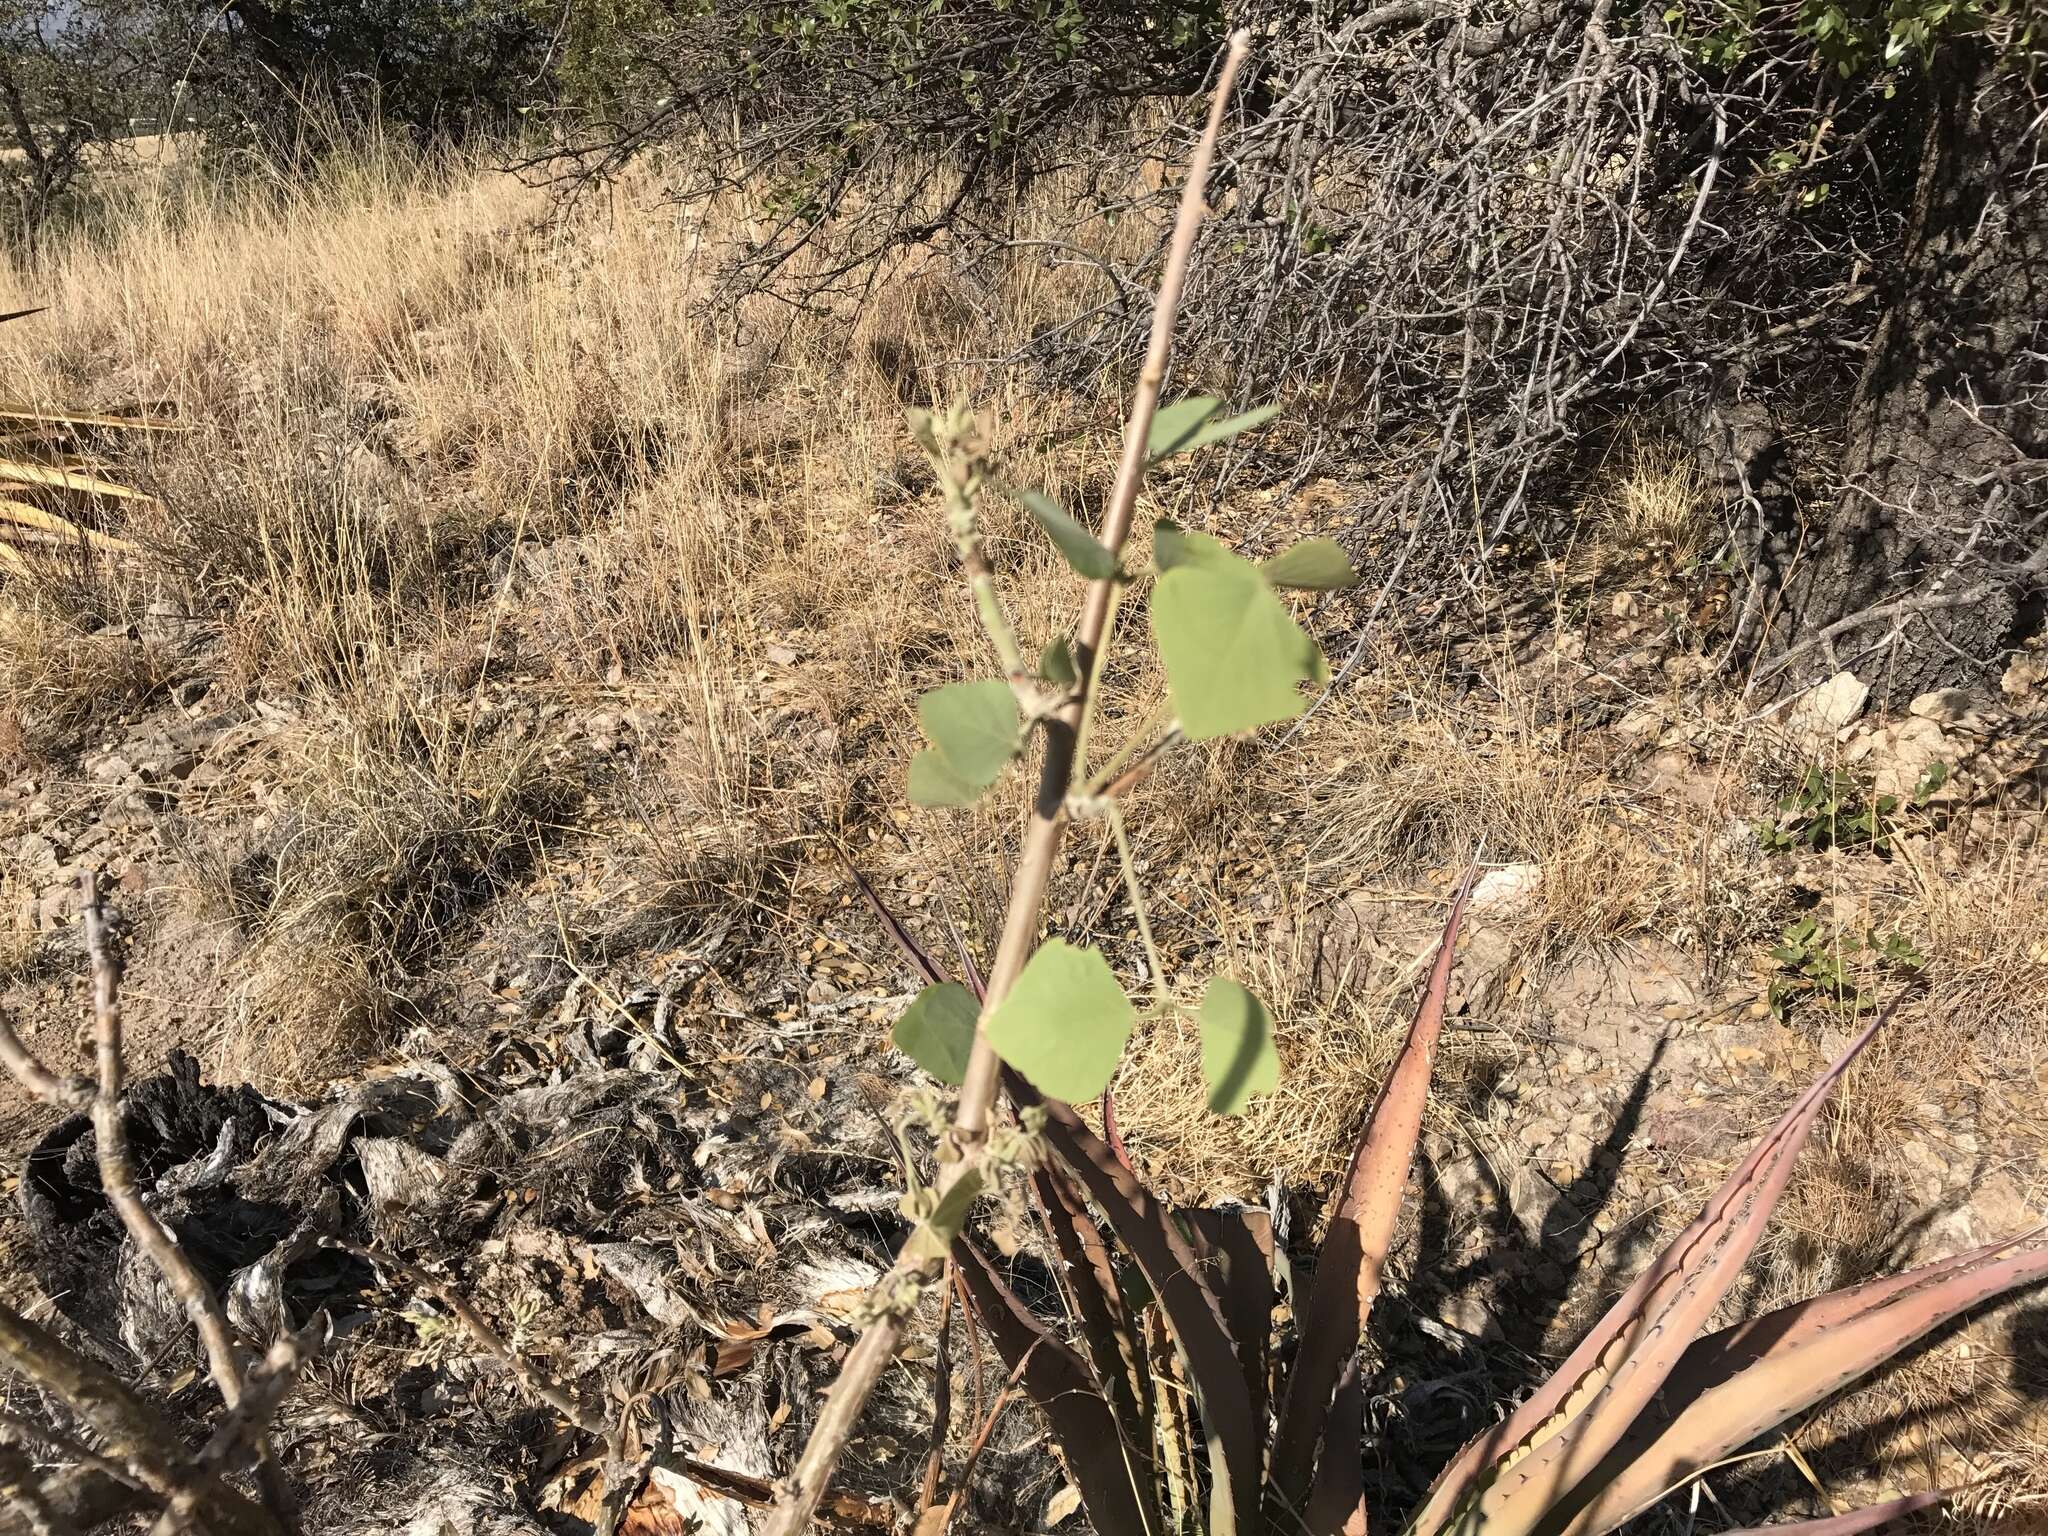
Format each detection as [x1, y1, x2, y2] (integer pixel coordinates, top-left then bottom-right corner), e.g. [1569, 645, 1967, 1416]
[1198, 978, 1279, 1114]
[984, 939, 1134, 1103]
[1261, 537, 1358, 590]
[1148, 396, 1223, 462]
[893, 981, 980, 1085]
[1040, 635, 1078, 687]
[1149, 398, 1281, 463]
[1153, 518, 1240, 573]
[909, 750, 981, 807]
[910, 679, 1022, 806]
[1151, 557, 1326, 740]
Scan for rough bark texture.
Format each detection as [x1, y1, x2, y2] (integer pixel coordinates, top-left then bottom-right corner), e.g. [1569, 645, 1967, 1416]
[1775, 43, 2048, 703]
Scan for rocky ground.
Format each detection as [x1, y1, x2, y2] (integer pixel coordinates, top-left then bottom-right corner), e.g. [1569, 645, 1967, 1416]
[5, 572, 2048, 1532]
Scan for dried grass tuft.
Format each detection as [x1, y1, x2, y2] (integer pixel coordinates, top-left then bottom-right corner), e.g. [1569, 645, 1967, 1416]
[198, 692, 574, 1085]
[0, 594, 172, 767]
[1285, 665, 1681, 954]
[1585, 434, 1712, 573]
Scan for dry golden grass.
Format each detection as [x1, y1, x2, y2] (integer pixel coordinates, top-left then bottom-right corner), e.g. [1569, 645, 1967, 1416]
[0, 589, 173, 768]
[0, 141, 1153, 1087]
[1582, 432, 1713, 576]
[4, 137, 2046, 1516]
[0, 871, 38, 985]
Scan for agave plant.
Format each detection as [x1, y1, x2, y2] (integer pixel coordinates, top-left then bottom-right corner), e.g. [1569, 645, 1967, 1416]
[0, 305, 167, 577]
[866, 868, 2046, 1536]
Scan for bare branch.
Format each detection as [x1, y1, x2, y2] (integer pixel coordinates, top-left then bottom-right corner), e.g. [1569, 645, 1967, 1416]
[0, 1437, 62, 1536]
[0, 1302, 273, 1536]
[78, 876, 259, 1440]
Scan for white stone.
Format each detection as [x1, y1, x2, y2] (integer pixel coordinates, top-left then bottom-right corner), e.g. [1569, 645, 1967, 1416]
[1470, 862, 1543, 914]
[1908, 687, 2004, 735]
[2002, 652, 2046, 700]
[1787, 671, 1868, 739]
[1867, 716, 1956, 802]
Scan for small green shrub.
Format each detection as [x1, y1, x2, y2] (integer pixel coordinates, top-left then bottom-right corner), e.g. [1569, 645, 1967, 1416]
[1767, 913, 1925, 1019]
[1756, 760, 1948, 855]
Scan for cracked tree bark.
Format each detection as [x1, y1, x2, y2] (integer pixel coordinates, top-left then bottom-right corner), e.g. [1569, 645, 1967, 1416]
[1766, 42, 2048, 702]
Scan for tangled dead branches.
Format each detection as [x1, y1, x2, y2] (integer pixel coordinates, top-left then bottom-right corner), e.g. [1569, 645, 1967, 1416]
[542, 0, 2046, 691]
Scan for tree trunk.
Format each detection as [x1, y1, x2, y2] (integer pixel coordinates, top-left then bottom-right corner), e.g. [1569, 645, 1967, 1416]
[1769, 43, 2048, 704]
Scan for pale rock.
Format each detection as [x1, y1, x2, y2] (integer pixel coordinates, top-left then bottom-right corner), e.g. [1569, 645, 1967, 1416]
[1610, 590, 1641, 619]
[2001, 651, 2046, 700]
[14, 833, 59, 885]
[1447, 923, 1518, 1017]
[1655, 719, 1705, 750]
[1864, 715, 1958, 802]
[1788, 671, 1868, 740]
[87, 753, 136, 785]
[1908, 686, 2005, 735]
[1470, 862, 1542, 914]
[1437, 1293, 1502, 1340]
[1616, 702, 1668, 741]
[35, 882, 71, 931]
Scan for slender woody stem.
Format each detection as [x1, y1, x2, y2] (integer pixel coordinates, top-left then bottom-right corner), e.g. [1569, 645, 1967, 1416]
[759, 33, 1252, 1536]
[79, 879, 256, 1432]
[1107, 804, 1168, 1001]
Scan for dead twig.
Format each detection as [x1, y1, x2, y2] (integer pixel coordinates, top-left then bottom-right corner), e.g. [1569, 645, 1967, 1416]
[0, 1303, 273, 1536]
[0, 876, 295, 1535]
[78, 877, 265, 1445]
[0, 1437, 62, 1536]
[911, 1342, 1041, 1536]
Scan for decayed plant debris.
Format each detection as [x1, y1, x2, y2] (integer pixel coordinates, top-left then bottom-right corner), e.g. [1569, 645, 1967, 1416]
[1, 883, 1064, 1535]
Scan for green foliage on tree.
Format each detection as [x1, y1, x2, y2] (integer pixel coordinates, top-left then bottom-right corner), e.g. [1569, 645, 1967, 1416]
[1666, 0, 2031, 74]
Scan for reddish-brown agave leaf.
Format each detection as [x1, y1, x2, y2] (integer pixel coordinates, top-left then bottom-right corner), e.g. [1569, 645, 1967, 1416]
[1032, 1162, 1155, 1459]
[952, 1238, 1159, 1536]
[1182, 1207, 1277, 1436]
[1304, 1359, 1369, 1536]
[945, 913, 987, 1002]
[841, 854, 951, 991]
[1022, 1080, 1265, 1535]
[1102, 1087, 1136, 1172]
[1406, 1007, 1893, 1536]
[1268, 861, 1478, 1516]
[1545, 1230, 2048, 1536]
[1715, 1490, 1946, 1536]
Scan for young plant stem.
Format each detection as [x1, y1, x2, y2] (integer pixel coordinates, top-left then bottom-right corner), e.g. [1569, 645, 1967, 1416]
[758, 32, 1252, 1536]
[966, 552, 1028, 683]
[1070, 582, 1125, 778]
[1107, 804, 1168, 1001]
